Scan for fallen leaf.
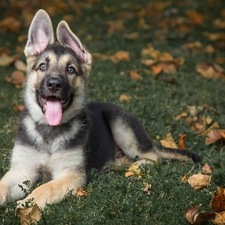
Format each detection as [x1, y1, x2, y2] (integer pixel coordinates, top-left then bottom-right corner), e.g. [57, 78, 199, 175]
[196, 62, 225, 79]
[125, 162, 144, 179]
[151, 65, 163, 75]
[160, 133, 178, 149]
[11, 70, 26, 86]
[129, 71, 143, 80]
[143, 182, 151, 195]
[202, 163, 212, 174]
[186, 10, 205, 26]
[186, 204, 215, 225]
[0, 54, 17, 66]
[14, 60, 27, 72]
[178, 134, 186, 149]
[17, 204, 41, 225]
[0, 16, 22, 33]
[141, 59, 156, 67]
[105, 20, 124, 35]
[206, 130, 225, 145]
[215, 57, 225, 64]
[211, 187, 225, 213]
[123, 32, 139, 40]
[76, 188, 88, 197]
[214, 19, 225, 29]
[181, 172, 191, 182]
[188, 172, 211, 191]
[182, 41, 203, 53]
[203, 32, 225, 42]
[205, 45, 215, 54]
[213, 212, 225, 225]
[109, 51, 130, 63]
[13, 103, 25, 112]
[119, 94, 132, 102]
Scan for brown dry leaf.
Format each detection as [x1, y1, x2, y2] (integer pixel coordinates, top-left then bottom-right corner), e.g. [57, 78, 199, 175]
[76, 188, 88, 197]
[160, 133, 178, 149]
[196, 62, 225, 79]
[213, 211, 225, 225]
[211, 187, 225, 213]
[178, 134, 186, 149]
[206, 130, 225, 145]
[0, 16, 22, 33]
[141, 44, 155, 56]
[17, 204, 41, 225]
[214, 19, 225, 29]
[182, 41, 203, 52]
[0, 54, 17, 66]
[141, 59, 156, 67]
[186, 10, 205, 26]
[123, 32, 139, 40]
[129, 71, 143, 81]
[143, 182, 151, 195]
[205, 45, 215, 54]
[119, 94, 132, 102]
[13, 103, 25, 112]
[215, 57, 225, 64]
[109, 51, 130, 63]
[157, 52, 174, 61]
[11, 71, 26, 86]
[202, 163, 212, 174]
[14, 60, 27, 72]
[204, 32, 225, 42]
[186, 204, 215, 225]
[188, 172, 211, 191]
[181, 172, 191, 182]
[105, 20, 124, 35]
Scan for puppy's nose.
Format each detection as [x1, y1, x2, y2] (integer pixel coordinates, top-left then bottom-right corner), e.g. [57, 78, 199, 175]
[46, 77, 62, 93]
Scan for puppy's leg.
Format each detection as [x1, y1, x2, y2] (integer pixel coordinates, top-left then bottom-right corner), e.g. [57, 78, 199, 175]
[17, 170, 85, 209]
[0, 145, 40, 205]
[18, 150, 86, 209]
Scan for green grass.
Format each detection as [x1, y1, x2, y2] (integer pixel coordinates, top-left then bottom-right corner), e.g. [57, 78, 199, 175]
[0, 0, 225, 224]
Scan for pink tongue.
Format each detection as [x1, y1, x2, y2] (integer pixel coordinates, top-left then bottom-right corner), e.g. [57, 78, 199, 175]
[44, 100, 62, 126]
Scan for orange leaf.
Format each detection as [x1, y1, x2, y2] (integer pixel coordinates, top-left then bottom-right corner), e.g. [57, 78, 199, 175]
[13, 103, 25, 112]
[178, 134, 186, 149]
[151, 65, 163, 75]
[213, 212, 225, 225]
[186, 10, 205, 26]
[129, 71, 143, 80]
[202, 163, 212, 174]
[123, 32, 139, 40]
[11, 71, 26, 86]
[76, 188, 88, 197]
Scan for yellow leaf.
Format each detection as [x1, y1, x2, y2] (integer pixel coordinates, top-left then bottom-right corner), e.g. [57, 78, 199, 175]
[119, 94, 131, 102]
[160, 133, 178, 149]
[17, 204, 41, 225]
[188, 172, 211, 190]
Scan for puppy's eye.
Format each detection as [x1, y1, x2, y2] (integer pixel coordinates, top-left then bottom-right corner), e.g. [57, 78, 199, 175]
[67, 66, 76, 75]
[39, 63, 47, 72]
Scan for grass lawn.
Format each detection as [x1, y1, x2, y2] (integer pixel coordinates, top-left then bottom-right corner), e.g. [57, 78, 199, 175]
[0, 0, 225, 224]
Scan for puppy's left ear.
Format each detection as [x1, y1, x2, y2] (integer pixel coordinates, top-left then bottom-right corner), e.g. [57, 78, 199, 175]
[57, 21, 91, 63]
[24, 9, 54, 57]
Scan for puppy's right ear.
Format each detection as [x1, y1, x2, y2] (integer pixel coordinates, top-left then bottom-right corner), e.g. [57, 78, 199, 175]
[24, 9, 54, 57]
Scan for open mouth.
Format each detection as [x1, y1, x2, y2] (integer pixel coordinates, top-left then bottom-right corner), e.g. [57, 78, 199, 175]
[36, 92, 73, 126]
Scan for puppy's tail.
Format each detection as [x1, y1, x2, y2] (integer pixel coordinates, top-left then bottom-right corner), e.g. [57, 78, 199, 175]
[157, 145, 201, 163]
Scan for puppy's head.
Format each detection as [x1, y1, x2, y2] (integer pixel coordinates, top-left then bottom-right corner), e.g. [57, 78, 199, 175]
[24, 10, 92, 126]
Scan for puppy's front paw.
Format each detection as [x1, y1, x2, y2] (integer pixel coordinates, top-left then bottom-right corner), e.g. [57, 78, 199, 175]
[0, 184, 8, 205]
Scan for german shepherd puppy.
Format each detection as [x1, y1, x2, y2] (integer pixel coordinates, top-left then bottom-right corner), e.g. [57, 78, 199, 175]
[0, 10, 200, 209]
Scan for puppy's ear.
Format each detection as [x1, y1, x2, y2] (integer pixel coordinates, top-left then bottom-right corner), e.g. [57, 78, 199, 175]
[57, 21, 91, 63]
[24, 9, 54, 57]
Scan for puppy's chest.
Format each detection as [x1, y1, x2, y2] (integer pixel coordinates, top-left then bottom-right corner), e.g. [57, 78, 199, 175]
[20, 115, 84, 153]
